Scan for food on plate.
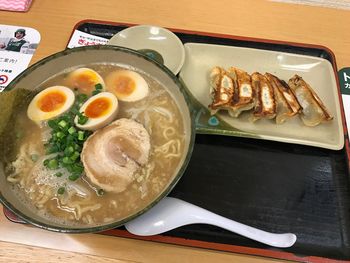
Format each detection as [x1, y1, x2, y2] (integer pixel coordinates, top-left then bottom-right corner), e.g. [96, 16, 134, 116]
[27, 86, 75, 123]
[228, 67, 255, 117]
[208, 66, 332, 126]
[6, 65, 185, 225]
[105, 69, 149, 102]
[81, 118, 150, 193]
[65, 67, 106, 96]
[265, 73, 302, 124]
[288, 74, 333, 126]
[251, 72, 276, 122]
[74, 91, 119, 131]
[208, 66, 234, 114]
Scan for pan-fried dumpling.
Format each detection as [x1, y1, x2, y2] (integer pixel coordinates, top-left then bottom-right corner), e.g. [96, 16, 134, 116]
[208, 67, 234, 115]
[250, 72, 276, 122]
[227, 67, 255, 117]
[288, 75, 333, 126]
[265, 73, 302, 124]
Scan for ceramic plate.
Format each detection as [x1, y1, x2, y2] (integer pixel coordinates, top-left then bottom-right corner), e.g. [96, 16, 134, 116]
[108, 25, 185, 75]
[179, 43, 344, 150]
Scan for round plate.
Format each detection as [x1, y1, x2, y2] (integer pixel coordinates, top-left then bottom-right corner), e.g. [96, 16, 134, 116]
[108, 25, 185, 75]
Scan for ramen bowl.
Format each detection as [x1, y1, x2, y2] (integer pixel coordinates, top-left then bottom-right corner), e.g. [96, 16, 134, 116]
[0, 45, 195, 232]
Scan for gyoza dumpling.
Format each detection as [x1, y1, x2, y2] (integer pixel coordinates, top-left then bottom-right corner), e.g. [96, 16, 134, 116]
[250, 72, 276, 122]
[288, 75, 333, 126]
[227, 67, 255, 117]
[208, 67, 235, 115]
[265, 73, 302, 124]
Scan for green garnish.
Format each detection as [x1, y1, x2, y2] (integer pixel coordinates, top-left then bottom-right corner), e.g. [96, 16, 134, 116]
[70, 151, 80, 161]
[95, 83, 103, 90]
[62, 156, 73, 164]
[47, 159, 58, 170]
[91, 90, 101, 96]
[67, 126, 76, 134]
[56, 131, 65, 139]
[97, 189, 105, 196]
[76, 93, 88, 103]
[30, 154, 39, 162]
[78, 114, 88, 125]
[43, 91, 94, 182]
[78, 131, 85, 141]
[57, 187, 65, 195]
[58, 120, 67, 128]
[54, 172, 63, 177]
[68, 174, 80, 181]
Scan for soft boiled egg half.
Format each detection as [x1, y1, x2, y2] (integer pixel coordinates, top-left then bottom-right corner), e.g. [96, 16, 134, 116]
[105, 70, 149, 102]
[66, 68, 105, 95]
[75, 92, 119, 131]
[27, 86, 75, 123]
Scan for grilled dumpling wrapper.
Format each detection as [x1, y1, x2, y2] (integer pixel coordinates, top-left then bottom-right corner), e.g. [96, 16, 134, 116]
[251, 72, 276, 122]
[288, 75, 333, 126]
[81, 118, 151, 193]
[265, 73, 302, 124]
[208, 67, 234, 114]
[227, 67, 255, 117]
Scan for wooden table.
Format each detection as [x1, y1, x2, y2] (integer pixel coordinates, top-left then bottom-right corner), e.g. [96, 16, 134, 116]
[1, 1, 349, 262]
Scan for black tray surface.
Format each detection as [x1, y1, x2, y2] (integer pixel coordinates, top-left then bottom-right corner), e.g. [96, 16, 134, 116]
[72, 21, 350, 260]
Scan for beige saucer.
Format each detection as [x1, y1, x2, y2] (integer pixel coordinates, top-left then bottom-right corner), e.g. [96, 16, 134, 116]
[108, 25, 185, 75]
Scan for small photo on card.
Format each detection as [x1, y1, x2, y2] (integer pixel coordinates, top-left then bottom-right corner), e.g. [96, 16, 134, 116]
[0, 24, 40, 91]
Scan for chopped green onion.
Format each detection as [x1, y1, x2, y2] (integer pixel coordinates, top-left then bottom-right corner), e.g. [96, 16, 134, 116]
[30, 154, 39, 162]
[67, 126, 76, 134]
[64, 146, 75, 156]
[78, 114, 88, 125]
[68, 174, 80, 181]
[71, 107, 79, 115]
[62, 156, 73, 164]
[95, 83, 103, 90]
[57, 187, 65, 195]
[48, 159, 58, 170]
[58, 120, 67, 128]
[92, 90, 101, 96]
[74, 144, 81, 151]
[78, 131, 85, 141]
[47, 119, 58, 129]
[77, 93, 88, 102]
[43, 159, 50, 166]
[47, 145, 59, 154]
[72, 163, 84, 173]
[97, 189, 105, 196]
[70, 151, 80, 161]
[56, 131, 65, 139]
[54, 172, 63, 177]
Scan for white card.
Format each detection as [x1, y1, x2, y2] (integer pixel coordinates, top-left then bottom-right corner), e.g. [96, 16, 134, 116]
[67, 30, 109, 49]
[0, 24, 40, 91]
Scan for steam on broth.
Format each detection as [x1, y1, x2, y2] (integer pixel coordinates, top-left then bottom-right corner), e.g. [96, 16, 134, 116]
[6, 64, 185, 226]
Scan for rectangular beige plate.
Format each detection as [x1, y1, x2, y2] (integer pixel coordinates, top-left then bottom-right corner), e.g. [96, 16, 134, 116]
[179, 43, 344, 150]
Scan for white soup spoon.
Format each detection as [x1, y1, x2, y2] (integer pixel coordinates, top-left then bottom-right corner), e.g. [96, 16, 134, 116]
[124, 197, 297, 248]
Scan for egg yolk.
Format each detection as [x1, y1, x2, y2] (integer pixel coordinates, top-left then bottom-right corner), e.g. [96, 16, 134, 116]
[74, 71, 98, 93]
[85, 98, 111, 118]
[37, 91, 66, 112]
[113, 76, 136, 97]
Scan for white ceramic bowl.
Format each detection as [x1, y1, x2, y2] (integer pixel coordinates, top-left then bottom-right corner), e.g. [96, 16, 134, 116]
[108, 25, 185, 75]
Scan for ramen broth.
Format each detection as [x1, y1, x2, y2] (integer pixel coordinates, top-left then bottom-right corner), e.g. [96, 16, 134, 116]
[6, 64, 185, 226]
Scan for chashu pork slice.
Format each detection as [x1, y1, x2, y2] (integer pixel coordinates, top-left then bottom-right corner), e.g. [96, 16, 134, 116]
[81, 118, 151, 193]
